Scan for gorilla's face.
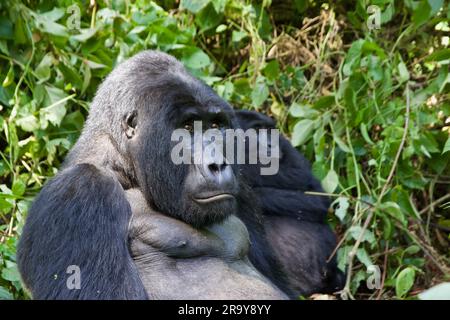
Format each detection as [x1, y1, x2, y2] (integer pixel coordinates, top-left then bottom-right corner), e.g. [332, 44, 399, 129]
[236, 110, 316, 190]
[122, 63, 239, 228]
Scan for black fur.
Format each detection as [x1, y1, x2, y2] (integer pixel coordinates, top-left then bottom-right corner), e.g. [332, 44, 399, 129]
[17, 164, 147, 299]
[17, 51, 249, 299]
[236, 110, 345, 297]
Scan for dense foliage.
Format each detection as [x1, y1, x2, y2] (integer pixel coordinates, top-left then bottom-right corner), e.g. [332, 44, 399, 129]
[0, 0, 449, 300]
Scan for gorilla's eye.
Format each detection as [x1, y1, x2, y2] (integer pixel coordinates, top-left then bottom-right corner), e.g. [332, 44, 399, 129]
[211, 123, 219, 129]
[126, 112, 137, 129]
[184, 124, 194, 133]
[123, 111, 138, 139]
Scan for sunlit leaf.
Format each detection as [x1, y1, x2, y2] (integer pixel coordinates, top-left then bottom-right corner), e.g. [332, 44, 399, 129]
[396, 267, 415, 298]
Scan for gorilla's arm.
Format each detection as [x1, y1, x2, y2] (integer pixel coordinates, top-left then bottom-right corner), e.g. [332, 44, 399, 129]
[264, 216, 345, 295]
[17, 164, 147, 299]
[254, 187, 329, 222]
[126, 189, 288, 300]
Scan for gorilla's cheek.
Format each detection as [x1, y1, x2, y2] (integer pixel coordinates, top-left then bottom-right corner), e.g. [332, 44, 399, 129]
[130, 130, 184, 215]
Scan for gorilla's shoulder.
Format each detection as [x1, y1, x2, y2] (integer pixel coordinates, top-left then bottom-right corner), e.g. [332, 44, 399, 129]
[50, 163, 122, 195]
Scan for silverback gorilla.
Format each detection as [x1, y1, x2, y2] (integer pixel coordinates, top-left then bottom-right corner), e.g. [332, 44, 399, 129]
[17, 51, 286, 299]
[235, 110, 345, 297]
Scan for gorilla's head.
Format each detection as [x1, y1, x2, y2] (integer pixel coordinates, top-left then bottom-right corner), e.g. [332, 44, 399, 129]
[236, 110, 322, 192]
[67, 51, 239, 228]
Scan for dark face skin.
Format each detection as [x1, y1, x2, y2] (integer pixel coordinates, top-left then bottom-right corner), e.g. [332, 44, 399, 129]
[123, 77, 239, 228]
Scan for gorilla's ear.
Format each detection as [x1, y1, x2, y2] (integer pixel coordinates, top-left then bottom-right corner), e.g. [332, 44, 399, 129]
[17, 163, 147, 299]
[122, 111, 138, 139]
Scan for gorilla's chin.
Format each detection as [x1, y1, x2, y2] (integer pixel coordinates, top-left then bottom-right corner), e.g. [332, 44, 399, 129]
[181, 197, 237, 229]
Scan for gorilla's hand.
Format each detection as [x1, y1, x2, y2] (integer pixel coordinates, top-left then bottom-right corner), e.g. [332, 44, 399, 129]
[126, 189, 227, 259]
[125, 189, 287, 300]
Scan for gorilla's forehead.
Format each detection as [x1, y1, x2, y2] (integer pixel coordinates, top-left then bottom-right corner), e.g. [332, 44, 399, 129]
[144, 70, 233, 115]
[97, 51, 234, 119]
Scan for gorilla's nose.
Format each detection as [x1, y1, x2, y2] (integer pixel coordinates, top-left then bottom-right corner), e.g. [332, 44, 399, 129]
[207, 163, 227, 174]
[203, 159, 233, 185]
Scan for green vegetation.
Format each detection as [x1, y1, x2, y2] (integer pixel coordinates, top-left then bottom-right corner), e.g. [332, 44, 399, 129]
[0, 0, 449, 300]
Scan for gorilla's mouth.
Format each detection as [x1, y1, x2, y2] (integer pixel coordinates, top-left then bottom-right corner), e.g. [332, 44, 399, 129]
[193, 192, 235, 204]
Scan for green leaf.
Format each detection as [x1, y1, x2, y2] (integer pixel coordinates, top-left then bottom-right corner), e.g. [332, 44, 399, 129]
[16, 114, 39, 132]
[362, 41, 387, 59]
[59, 62, 83, 89]
[335, 197, 349, 222]
[232, 30, 247, 43]
[398, 60, 410, 83]
[262, 60, 280, 82]
[211, 0, 227, 13]
[0, 286, 13, 300]
[290, 102, 319, 118]
[404, 245, 420, 255]
[443, 137, 450, 154]
[428, 0, 444, 15]
[40, 86, 69, 128]
[313, 95, 335, 109]
[356, 248, 373, 268]
[35, 53, 54, 83]
[251, 78, 269, 107]
[0, 160, 7, 176]
[0, 197, 13, 213]
[334, 135, 350, 153]
[349, 225, 376, 244]
[360, 123, 374, 145]
[215, 24, 227, 33]
[412, 1, 431, 27]
[0, 40, 8, 55]
[13, 17, 28, 44]
[0, 18, 13, 40]
[379, 201, 406, 225]
[40, 103, 67, 128]
[34, 13, 68, 37]
[12, 179, 26, 196]
[180, 0, 211, 13]
[343, 40, 364, 76]
[292, 119, 315, 146]
[2, 65, 14, 87]
[395, 267, 415, 298]
[312, 161, 327, 180]
[71, 28, 97, 42]
[84, 60, 107, 69]
[1, 265, 21, 282]
[196, 4, 222, 33]
[425, 49, 450, 62]
[321, 169, 339, 193]
[180, 47, 211, 69]
[40, 7, 65, 22]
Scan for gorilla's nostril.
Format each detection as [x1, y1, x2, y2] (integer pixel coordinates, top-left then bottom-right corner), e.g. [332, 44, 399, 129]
[208, 163, 226, 174]
[208, 163, 220, 174]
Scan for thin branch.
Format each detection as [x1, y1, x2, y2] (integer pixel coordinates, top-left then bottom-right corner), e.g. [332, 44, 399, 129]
[376, 241, 389, 300]
[419, 193, 450, 215]
[379, 84, 411, 200]
[306, 191, 450, 233]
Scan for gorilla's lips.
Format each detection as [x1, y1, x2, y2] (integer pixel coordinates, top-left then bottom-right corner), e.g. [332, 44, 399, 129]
[193, 192, 235, 204]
